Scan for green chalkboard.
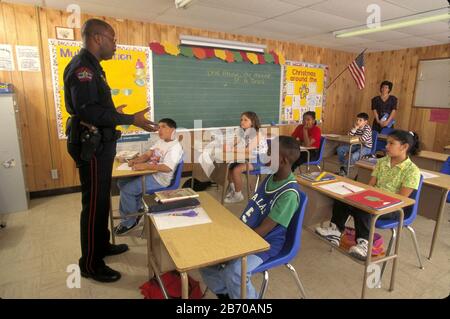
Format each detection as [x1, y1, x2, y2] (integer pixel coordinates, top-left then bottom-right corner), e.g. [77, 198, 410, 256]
[153, 54, 281, 129]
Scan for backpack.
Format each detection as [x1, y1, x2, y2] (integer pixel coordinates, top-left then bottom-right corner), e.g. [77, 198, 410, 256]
[182, 178, 212, 192]
[140, 271, 204, 299]
[340, 227, 385, 257]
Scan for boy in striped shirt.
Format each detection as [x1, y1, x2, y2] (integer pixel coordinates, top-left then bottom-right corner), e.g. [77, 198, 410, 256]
[337, 112, 373, 176]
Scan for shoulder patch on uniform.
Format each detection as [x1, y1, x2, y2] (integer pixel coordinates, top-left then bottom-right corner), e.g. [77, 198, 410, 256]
[75, 67, 94, 82]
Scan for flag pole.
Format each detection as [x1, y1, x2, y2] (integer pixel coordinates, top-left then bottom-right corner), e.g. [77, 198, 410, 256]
[325, 48, 367, 90]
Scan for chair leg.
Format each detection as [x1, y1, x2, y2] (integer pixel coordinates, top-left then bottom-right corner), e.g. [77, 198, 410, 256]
[258, 271, 269, 299]
[109, 196, 116, 245]
[406, 226, 424, 270]
[286, 263, 307, 299]
[377, 228, 396, 288]
[254, 174, 260, 193]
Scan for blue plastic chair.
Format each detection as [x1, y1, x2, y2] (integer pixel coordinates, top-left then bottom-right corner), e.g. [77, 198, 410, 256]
[143, 159, 184, 196]
[439, 156, 450, 202]
[245, 138, 273, 195]
[300, 136, 326, 173]
[376, 175, 425, 282]
[376, 127, 394, 153]
[369, 130, 378, 156]
[251, 190, 308, 299]
[110, 159, 184, 242]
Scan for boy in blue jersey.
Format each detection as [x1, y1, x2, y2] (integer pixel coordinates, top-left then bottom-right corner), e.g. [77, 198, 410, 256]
[200, 136, 301, 299]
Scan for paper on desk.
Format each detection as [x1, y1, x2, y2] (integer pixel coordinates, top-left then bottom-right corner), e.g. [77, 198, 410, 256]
[420, 170, 438, 179]
[319, 182, 365, 195]
[150, 207, 212, 230]
[117, 163, 132, 171]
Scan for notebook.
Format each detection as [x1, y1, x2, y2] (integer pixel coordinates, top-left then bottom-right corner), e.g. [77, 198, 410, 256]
[155, 188, 199, 203]
[149, 198, 200, 213]
[344, 189, 402, 210]
[299, 172, 336, 184]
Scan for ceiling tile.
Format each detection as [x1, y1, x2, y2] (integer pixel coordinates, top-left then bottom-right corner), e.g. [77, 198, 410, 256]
[274, 7, 361, 32]
[383, 0, 449, 12]
[397, 22, 450, 36]
[153, 5, 265, 32]
[197, 0, 299, 18]
[422, 32, 450, 42]
[382, 36, 442, 48]
[309, 0, 416, 25]
[235, 19, 321, 38]
[356, 30, 412, 41]
[277, 0, 328, 8]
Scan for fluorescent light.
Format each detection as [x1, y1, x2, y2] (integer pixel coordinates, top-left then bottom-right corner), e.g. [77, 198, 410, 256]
[179, 35, 267, 53]
[175, 0, 194, 9]
[334, 8, 450, 38]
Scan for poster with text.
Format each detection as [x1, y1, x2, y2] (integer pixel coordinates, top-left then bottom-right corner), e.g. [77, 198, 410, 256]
[49, 39, 153, 139]
[280, 61, 328, 124]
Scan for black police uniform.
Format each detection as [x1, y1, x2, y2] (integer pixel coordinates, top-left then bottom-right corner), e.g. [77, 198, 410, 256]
[64, 48, 134, 275]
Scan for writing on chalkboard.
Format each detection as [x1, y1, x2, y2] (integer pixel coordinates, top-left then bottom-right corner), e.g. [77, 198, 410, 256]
[207, 68, 272, 85]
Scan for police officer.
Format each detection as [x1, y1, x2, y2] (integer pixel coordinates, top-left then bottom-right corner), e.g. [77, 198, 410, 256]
[64, 19, 157, 283]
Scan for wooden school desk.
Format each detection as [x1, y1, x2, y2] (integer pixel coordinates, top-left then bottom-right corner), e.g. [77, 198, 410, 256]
[412, 150, 449, 172]
[444, 145, 450, 154]
[109, 159, 157, 244]
[297, 173, 415, 299]
[322, 134, 362, 176]
[356, 160, 450, 259]
[144, 192, 270, 299]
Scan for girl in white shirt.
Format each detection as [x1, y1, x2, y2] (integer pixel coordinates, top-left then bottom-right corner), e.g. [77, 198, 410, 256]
[224, 111, 268, 203]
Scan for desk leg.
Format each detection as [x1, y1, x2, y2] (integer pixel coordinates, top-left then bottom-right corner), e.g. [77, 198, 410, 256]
[389, 209, 404, 292]
[181, 272, 189, 299]
[428, 190, 449, 260]
[362, 215, 377, 299]
[306, 150, 310, 172]
[221, 164, 229, 204]
[241, 256, 247, 299]
[146, 216, 169, 299]
[347, 144, 354, 177]
[246, 162, 251, 200]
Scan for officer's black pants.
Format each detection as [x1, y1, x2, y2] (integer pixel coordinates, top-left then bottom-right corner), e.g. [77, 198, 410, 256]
[75, 143, 115, 273]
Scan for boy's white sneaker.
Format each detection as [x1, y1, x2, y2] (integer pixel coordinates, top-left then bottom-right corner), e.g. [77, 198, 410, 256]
[349, 238, 369, 260]
[315, 222, 342, 246]
[224, 191, 244, 203]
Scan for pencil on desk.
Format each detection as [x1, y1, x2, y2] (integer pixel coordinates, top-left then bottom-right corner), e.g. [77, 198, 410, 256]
[315, 171, 327, 181]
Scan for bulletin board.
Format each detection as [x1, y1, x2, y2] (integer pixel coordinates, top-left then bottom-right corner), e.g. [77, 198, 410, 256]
[48, 39, 153, 139]
[280, 60, 328, 123]
[413, 58, 450, 109]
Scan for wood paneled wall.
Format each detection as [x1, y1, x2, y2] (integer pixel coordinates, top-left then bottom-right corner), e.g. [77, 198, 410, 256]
[0, 2, 448, 191]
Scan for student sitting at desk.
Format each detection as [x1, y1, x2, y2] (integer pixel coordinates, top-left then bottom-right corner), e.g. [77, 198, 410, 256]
[224, 111, 268, 204]
[291, 111, 321, 172]
[316, 130, 420, 260]
[337, 112, 373, 176]
[200, 136, 301, 299]
[115, 118, 183, 235]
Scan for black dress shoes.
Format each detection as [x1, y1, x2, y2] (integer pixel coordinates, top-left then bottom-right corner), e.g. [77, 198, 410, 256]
[104, 243, 129, 256]
[81, 265, 122, 283]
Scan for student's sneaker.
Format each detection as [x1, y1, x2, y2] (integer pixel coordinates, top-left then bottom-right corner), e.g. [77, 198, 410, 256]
[225, 183, 235, 198]
[224, 191, 244, 203]
[349, 238, 369, 260]
[114, 217, 141, 236]
[315, 222, 342, 246]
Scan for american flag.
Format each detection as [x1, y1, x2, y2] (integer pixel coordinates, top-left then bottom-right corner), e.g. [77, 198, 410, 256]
[348, 52, 365, 90]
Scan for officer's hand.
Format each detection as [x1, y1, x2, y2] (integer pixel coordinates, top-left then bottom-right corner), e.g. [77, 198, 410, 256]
[133, 108, 158, 132]
[116, 104, 127, 114]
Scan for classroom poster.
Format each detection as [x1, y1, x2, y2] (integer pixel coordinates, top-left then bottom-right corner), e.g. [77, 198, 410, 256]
[48, 39, 153, 139]
[15, 45, 41, 72]
[280, 60, 328, 124]
[0, 44, 14, 71]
